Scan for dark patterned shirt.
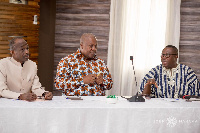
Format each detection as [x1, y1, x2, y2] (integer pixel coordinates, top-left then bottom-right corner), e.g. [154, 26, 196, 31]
[55, 49, 113, 96]
[140, 64, 199, 98]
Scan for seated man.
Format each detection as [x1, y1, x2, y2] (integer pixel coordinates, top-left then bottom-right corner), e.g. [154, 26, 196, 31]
[55, 33, 113, 96]
[140, 45, 199, 98]
[0, 37, 53, 101]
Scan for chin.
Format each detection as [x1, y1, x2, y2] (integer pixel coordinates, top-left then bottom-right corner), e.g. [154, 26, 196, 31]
[24, 58, 29, 61]
[162, 64, 168, 68]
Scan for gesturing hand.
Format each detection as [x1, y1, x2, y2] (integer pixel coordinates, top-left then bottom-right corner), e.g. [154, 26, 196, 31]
[96, 73, 103, 85]
[142, 79, 158, 96]
[83, 74, 96, 84]
[19, 93, 37, 102]
[146, 79, 158, 88]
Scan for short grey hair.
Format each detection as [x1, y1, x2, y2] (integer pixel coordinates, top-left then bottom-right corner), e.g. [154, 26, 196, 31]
[9, 37, 24, 51]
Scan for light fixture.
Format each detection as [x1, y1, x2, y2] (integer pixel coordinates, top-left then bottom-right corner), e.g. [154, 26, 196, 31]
[9, 0, 28, 5]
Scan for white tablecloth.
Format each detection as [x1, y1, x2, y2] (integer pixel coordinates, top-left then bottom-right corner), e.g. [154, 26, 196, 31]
[0, 96, 200, 133]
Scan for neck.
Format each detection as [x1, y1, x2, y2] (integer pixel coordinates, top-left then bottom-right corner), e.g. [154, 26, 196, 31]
[165, 63, 178, 70]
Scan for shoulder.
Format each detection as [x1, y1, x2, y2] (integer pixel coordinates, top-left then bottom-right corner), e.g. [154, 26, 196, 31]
[27, 59, 36, 65]
[24, 60, 37, 68]
[0, 57, 11, 64]
[96, 58, 106, 63]
[179, 64, 193, 71]
[94, 58, 107, 66]
[61, 52, 78, 62]
[150, 64, 162, 71]
[0, 57, 12, 68]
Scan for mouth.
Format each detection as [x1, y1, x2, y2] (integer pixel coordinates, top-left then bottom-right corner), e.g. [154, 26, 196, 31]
[24, 55, 29, 59]
[162, 61, 167, 65]
[90, 52, 96, 56]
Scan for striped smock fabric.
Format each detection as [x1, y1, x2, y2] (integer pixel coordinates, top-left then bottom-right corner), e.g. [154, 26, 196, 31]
[54, 49, 113, 96]
[139, 64, 199, 98]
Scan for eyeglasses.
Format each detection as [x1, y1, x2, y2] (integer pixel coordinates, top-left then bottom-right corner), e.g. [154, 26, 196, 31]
[161, 53, 177, 58]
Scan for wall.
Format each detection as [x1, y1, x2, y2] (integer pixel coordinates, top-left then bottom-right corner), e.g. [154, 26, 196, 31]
[54, 0, 111, 76]
[179, 0, 200, 80]
[0, 0, 40, 63]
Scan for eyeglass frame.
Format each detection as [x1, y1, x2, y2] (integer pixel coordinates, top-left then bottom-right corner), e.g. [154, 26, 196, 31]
[161, 53, 177, 58]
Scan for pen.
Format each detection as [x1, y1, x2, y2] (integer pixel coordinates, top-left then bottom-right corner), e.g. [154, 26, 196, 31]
[97, 73, 102, 77]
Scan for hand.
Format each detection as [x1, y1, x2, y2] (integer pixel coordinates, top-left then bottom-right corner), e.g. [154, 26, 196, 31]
[43, 92, 53, 100]
[146, 79, 158, 88]
[83, 74, 96, 84]
[95, 73, 103, 85]
[142, 79, 158, 96]
[19, 93, 37, 102]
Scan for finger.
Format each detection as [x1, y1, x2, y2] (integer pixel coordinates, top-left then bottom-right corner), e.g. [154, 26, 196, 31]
[154, 83, 158, 88]
[46, 93, 51, 97]
[32, 94, 37, 98]
[45, 93, 52, 100]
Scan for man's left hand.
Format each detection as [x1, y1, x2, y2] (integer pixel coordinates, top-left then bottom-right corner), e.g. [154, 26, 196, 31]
[44, 92, 53, 100]
[96, 73, 103, 85]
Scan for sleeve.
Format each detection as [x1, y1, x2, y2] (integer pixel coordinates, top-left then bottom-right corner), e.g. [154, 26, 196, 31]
[30, 62, 45, 96]
[186, 67, 200, 96]
[139, 67, 158, 97]
[100, 61, 113, 90]
[54, 59, 84, 92]
[31, 75, 45, 96]
[0, 63, 21, 99]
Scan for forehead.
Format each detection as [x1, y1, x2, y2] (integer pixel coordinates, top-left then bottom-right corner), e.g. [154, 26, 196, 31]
[14, 39, 28, 48]
[84, 36, 97, 45]
[162, 47, 173, 53]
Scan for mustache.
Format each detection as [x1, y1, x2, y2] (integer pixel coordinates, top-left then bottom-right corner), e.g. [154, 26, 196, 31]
[24, 53, 30, 56]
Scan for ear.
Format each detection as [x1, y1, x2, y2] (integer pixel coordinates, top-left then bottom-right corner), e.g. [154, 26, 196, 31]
[80, 43, 83, 49]
[10, 50, 14, 55]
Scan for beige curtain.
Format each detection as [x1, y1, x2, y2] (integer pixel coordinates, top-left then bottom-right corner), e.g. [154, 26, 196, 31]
[107, 0, 181, 96]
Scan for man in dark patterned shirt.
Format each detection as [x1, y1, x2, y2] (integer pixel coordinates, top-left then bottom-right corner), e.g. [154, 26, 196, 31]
[55, 33, 113, 96]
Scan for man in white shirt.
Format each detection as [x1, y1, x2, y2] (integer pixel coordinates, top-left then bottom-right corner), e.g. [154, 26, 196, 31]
[0, 37, 53, 101]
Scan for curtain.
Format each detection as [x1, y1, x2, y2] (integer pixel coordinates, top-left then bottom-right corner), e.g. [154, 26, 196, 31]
[107, 0, 181, 96]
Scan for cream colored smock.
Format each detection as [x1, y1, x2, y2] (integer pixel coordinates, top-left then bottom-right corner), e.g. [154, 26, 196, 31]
[0, 57, 45, 99]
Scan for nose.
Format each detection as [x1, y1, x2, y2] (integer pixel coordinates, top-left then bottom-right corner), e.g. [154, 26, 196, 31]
[92, 45, 97, 51]
[25, 48, 29, 54]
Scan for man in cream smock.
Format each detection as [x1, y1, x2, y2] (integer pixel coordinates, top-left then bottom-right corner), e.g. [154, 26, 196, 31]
[0, 37, 53, 101]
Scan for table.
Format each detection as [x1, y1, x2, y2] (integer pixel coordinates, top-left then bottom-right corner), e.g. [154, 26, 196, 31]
[0, 96, 200, 133]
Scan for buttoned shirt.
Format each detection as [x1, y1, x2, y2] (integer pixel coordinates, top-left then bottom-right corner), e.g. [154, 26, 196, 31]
[139, 64, 199, 98]
[55, 49, 113, 96]
[0, 57, 45, 99]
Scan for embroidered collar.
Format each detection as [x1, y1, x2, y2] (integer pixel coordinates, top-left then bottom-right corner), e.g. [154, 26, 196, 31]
[162, 64, 180, 77]
[162, 64, 180, 88]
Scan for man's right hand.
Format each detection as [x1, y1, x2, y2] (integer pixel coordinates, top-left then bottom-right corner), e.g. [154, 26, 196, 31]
[142, 79, 158, 96]
[83, 74, 96, 84]
[19, 93, 37, 102]
[146, 79, 158, 88]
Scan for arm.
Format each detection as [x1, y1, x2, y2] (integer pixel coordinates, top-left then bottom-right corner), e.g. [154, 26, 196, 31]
[139, 67, 159, 97]
[0, 63, 21, 99]
[54, 59, 84, 91]
[186, 67, 200, 96]
[30, 63, 45, 97]
[31, 64, 52, 100]
[98, 62, 113, 90]
[142, 79, 158, 96]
